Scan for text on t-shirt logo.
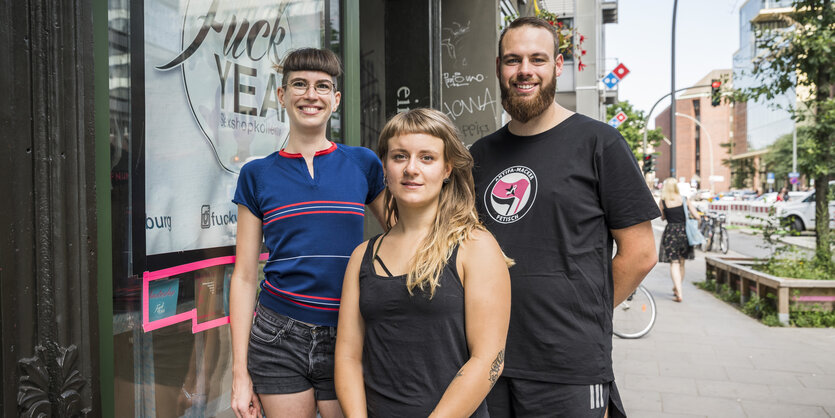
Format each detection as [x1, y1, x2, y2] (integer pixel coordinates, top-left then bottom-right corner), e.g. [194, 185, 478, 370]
[483, 166, 538, 224]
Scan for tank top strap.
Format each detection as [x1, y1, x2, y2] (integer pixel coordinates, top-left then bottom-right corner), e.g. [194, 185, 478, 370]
[444, 241, 463, 289]
[360, 234, 383, 277]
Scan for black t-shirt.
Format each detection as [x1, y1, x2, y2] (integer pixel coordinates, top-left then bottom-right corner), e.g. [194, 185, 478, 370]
[470, 113, 660, 384]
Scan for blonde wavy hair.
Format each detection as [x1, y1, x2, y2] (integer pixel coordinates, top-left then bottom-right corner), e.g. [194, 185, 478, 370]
[377, 108, 513, 297]
[661, 177, 680, 202]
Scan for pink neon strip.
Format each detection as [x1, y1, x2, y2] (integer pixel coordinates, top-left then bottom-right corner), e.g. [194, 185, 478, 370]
[145, 255, 236, 281]
[142, 253, 269, 334]
[793, 296, 835, 302]
[143, 310, 195, 333]
[193, 316, 231, 333]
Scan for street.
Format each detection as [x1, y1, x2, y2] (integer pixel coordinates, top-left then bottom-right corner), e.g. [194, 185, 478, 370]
[612, 218, 835, 417]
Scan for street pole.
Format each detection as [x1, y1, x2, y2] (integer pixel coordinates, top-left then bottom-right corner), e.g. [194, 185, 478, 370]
[675, 112, 715, 193]
[792, 127, 798, 190]
[670, 0, 679, 179]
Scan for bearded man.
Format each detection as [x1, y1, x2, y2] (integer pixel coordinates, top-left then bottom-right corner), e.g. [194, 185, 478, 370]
[469, 17, 660, 418]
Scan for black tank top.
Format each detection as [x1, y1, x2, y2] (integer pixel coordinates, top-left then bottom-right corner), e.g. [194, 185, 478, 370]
[359, 234, 489, 418]
[662, 199, 687, 224]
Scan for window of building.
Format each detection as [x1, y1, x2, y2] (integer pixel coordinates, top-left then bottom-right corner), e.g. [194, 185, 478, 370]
[108, 1, 339, 415]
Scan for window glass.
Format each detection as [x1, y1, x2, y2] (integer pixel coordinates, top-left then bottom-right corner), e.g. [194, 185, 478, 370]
[109, 1, 338, 415]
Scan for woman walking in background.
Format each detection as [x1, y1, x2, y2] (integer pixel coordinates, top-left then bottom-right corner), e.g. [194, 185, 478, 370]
[658, 178, 700, 302]
[334, 108, 512, 417]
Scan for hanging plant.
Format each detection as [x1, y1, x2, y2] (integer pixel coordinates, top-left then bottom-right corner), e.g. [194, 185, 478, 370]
[534, 9, 586, 71]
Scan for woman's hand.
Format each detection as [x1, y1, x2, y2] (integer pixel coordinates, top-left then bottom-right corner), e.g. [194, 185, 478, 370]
[231, 373, 260, 418]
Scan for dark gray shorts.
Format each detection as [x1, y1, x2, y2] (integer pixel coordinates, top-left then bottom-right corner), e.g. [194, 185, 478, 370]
[486, 376, 627, 418]
[247, 304, 337, 400]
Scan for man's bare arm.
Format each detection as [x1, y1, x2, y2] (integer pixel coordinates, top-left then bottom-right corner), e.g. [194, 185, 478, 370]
[611, 221, 657, 306]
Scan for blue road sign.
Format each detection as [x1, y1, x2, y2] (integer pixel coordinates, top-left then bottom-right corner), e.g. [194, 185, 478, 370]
[602, 73, 620, 89]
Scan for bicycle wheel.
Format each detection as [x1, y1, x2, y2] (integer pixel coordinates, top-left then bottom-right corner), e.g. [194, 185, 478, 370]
[719, 227, 729, 254]
[613, 285, 657, 339]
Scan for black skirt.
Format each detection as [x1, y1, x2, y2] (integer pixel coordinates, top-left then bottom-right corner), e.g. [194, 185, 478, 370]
[658, 222, 695, 263]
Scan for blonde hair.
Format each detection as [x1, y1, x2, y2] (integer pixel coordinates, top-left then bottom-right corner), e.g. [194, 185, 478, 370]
[377, 108, 513, 297]
[661, 177, 680, 202]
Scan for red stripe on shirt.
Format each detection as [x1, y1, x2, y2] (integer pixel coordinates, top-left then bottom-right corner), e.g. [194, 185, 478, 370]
[264, 287, 340, 311]
[263, 210, 364, 225]
[264, 200, 365, 215]
[264, 281, 341, 301]
[278, 142, 338, 159]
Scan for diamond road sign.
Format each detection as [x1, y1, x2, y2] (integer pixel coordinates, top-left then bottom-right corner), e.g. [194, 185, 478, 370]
[603, 74, 620, 88]
[608, 111, 627, 128]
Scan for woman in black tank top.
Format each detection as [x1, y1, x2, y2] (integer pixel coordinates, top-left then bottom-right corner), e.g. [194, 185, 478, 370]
[657, 178, 701, 302]
[335, 109, 512, 417]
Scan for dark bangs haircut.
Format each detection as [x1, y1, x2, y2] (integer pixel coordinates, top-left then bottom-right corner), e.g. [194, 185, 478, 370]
[498, 16, 559, 59]
[276, 48, 343, 87]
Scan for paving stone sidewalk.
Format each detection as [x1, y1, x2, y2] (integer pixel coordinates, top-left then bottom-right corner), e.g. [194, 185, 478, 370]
[613, 240, 835, 417]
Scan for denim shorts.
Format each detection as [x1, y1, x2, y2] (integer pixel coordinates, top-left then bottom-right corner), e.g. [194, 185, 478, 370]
[247, 304, 337, 400]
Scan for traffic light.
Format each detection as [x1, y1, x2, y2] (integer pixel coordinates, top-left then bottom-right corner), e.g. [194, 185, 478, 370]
[710, 79, 721, 107]
[642, 154, 654, 173]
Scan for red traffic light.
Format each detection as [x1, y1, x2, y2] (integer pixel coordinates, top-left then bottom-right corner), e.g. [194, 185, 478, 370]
[711, 80, 721, 88]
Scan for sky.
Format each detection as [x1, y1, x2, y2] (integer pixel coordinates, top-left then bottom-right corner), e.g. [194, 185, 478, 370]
[605, 0, 745, 128]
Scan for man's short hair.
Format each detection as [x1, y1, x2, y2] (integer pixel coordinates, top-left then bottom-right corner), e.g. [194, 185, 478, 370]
[498, 16, 560, 59]
[275, 48, 343, 87]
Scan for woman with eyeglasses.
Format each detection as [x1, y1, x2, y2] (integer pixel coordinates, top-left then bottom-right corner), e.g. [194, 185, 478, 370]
[229, 48, 386, 418]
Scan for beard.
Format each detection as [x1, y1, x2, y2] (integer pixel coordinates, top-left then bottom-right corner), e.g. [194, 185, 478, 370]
[500, 73, 557, 123]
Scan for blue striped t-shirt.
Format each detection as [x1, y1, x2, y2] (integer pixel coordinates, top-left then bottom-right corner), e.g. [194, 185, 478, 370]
[233, 142, 385, 326]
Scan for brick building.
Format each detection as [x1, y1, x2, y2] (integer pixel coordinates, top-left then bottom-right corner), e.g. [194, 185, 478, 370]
[654, 70, 733, 193]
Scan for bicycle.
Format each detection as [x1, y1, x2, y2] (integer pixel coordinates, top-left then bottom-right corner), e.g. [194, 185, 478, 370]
[715, 213, 729, 254]
[699, 212, 729, 254]
[612, 284, 656, 339]
[698, 213, 715, 251]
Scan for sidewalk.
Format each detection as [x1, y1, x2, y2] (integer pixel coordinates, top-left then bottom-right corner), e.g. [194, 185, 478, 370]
[735, 227, 819, 252]
[613, 249, 835, 417]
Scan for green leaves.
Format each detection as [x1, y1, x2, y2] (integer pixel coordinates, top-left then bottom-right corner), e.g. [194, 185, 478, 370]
[605, 100, 663, 161]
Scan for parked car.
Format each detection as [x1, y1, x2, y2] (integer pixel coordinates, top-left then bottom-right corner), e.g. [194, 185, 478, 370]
[775, 182, 835, 232]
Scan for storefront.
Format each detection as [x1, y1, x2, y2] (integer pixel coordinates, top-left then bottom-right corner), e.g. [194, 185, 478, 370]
[1, 0, 507, 415]
[104, 0, 505, 416]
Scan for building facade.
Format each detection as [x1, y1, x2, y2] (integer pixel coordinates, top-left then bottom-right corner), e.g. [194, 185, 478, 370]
[539, 0, 619, 121]
[733, 0, 795, 153]
[729, 0, 797, 190]
[655, 70, 733, 193]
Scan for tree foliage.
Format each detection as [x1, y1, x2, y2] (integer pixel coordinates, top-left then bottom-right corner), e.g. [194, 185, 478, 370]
[734, 0, 835, 262]
[606, 100, 664, 161]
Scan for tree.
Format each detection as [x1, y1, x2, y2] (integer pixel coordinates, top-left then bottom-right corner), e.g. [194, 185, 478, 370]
[735, 0, 835, 265]
[606, 100, 664, 161]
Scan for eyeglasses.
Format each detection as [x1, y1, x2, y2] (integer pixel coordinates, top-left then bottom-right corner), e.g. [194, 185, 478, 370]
[284, 79, 336, 95]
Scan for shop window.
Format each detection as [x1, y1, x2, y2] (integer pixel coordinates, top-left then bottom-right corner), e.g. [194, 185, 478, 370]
[108, 0, 339, 415]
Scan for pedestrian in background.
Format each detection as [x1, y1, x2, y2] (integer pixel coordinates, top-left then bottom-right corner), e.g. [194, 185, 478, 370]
[777, 186, 790, 202]
[229, 48, 386, 418]
[658, 178, 700, 302]
[335, 108, 512, 417]
[471, 16, 659, 417]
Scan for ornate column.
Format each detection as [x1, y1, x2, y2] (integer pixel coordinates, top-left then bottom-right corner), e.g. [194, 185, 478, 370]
[0, 0, 100, 416]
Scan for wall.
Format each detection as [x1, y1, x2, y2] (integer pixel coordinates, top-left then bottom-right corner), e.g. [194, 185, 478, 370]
[441, 0, 502, 145]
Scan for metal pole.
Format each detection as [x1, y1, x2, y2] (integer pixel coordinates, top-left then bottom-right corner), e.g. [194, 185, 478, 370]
[670, 0, 679, 179]
[792, 127, 798, 190]
[675, 112, 715, 193]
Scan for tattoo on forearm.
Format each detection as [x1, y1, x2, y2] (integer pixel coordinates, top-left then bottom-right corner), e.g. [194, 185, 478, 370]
[454, 369, 464, 379]
[488, 350, 504, 387]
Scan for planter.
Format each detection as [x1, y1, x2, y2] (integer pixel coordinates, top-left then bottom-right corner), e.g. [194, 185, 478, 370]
[704, 255, 835, 325]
